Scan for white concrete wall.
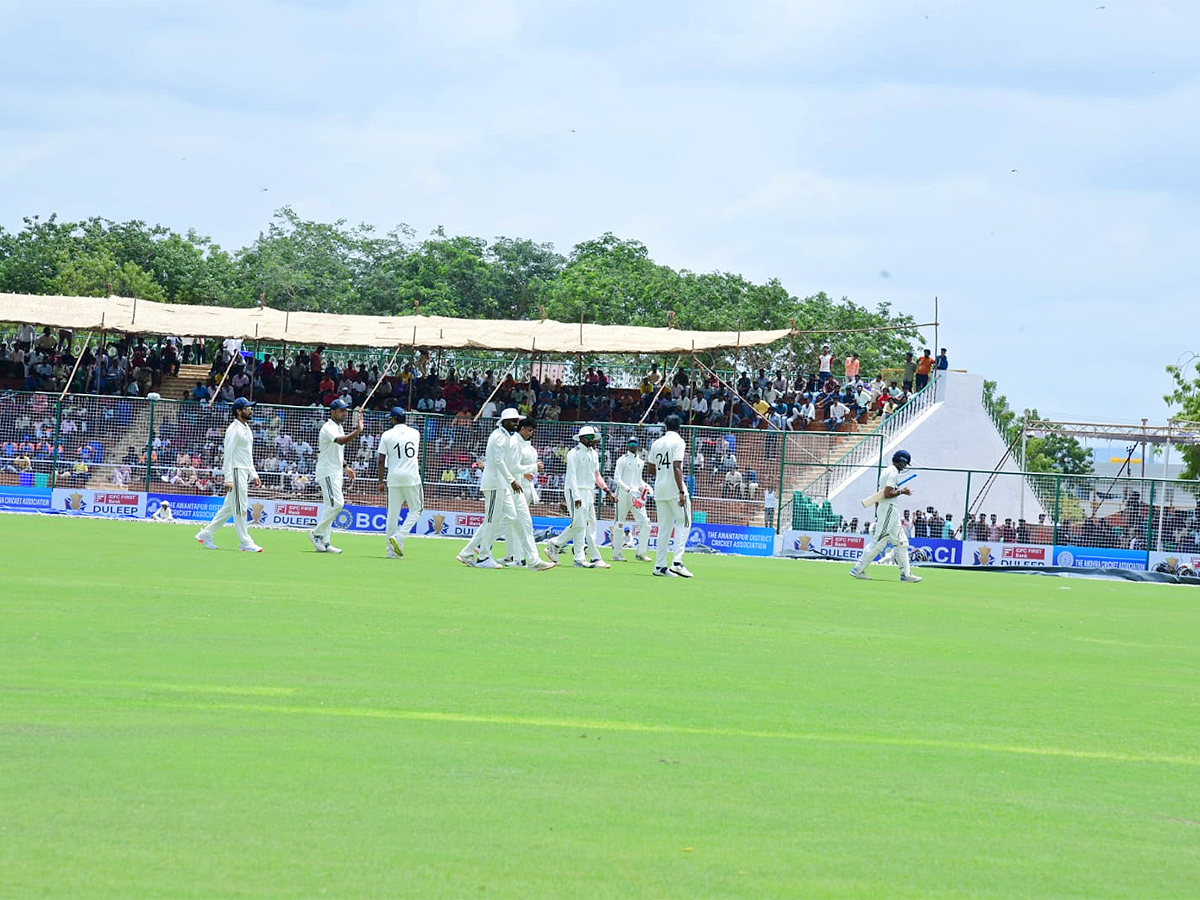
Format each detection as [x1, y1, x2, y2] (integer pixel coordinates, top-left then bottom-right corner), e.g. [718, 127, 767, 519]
[827, 371, 1047, 528]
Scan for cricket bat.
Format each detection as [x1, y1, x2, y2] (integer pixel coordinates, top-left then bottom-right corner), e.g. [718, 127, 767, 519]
[860, 473, 916, 508]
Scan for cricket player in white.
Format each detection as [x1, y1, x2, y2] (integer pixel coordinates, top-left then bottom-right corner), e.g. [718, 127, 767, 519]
[647, 414, 693, 577]
[611, 437, 651, 562]
[546, 425, 615, 568]
[849, 449, 921, 582]
[457, 408, 522, 569]
[376, 406, 423, 559]
[196, 397, 263, 552]
[310, 398, 364, 554]
[502, 417, 555, 571]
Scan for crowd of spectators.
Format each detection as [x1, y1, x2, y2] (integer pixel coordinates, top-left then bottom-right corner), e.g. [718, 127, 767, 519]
[0, 326, 214, 398]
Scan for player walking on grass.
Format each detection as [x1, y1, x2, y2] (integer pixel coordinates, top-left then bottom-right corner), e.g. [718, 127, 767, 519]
[611, 437, 651, 562]
[195, 397, 263, 552]
[377, 407, 422, 559]
[850, 449, 922, 583]
[310, 399, 364, 554]
[502, 417, 555, 571]
[647, 414, 693, 578]
[545, 425, 615, 568]
[457, 408, 522, 569]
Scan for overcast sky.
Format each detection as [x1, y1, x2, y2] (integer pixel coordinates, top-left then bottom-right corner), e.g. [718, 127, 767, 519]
[2, 0, 1198, 424]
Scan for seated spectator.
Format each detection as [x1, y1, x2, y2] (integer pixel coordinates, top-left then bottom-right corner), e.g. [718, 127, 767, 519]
[826, 398, 849, 431]
[722, 465, 744, 499]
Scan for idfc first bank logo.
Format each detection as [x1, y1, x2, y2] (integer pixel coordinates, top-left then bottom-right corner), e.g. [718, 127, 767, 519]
[820, 533, 866, 560]
[273, 502, 319, 528]
[92, 492, 141, 516]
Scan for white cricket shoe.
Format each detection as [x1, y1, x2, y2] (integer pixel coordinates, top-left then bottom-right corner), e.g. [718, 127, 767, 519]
[386, 549, 401, 559]
[634, 553, 651, 562]
[545, 542, 560, 563]
[530, 559, 556, 572]
[652, 566, 680, 577]
[456, 550, 475, 567]
[611, 554, 626, 562]
[573, 559, 596, 568]
[309, 531, 327, 552]
[325, 544, 344, 555]
[388, 534, 404, 558]
[900, 573, 923, 583]
[474, 557, 502, 569]
[239, 543, 264, 553]
[849, 568, 870, 580]
[504, 559, 527, 568]
[670, 562, 693, 578]
[590, 559, 612, 569]
[196, 533, 218, 550]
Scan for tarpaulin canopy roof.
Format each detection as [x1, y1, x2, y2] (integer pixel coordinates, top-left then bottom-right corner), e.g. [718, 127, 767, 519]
[2, 293, 791, 355]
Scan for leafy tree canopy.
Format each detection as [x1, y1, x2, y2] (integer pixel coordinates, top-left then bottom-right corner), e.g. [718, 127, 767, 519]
[1, 211, 924, 372]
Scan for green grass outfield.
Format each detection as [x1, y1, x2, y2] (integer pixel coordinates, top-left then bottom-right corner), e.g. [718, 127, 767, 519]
[3, 515, 1200, 899]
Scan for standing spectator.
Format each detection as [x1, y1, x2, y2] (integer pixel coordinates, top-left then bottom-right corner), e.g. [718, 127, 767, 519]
[901, 352, 916, 393]
[915, 349, 934, 391]
[817, 345, 834, 384]
[936, 348, 949, 373]
[844, 352, 861, 382]
[942, 514, 956, 540]
[194, 398, 263, 552]
[763, 489, 777, 529]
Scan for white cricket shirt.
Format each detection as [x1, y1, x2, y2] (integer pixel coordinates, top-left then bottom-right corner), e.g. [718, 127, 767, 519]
[564, 443, 600, 495]
[377, 424, 422, 487]
[315, 419, 345, 478]
[479, 426, 515, 491]
[649, 431, 687, 498]
[613, 452, 645, 494]
[222, 419, 259, 479]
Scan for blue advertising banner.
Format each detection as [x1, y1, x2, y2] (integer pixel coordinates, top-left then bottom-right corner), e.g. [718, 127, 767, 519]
[0, 485, 53, 513]
[1052, 546, 1147, 570]
[908, 537, 964, 566]
[686, 522, 776, 557]
[148, 493, 224, 522]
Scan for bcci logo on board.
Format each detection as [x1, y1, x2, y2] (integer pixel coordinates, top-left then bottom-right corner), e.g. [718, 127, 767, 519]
[333, 509, 354, 529]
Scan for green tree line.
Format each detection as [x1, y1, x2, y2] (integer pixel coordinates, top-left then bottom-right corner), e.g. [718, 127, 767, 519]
[0, 208, 923, 370]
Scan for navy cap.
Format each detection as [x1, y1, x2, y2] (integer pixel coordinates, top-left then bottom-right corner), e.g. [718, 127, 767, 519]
[330, 398, 351, 410]
[231, 397, 255, 410]
[389, 407, 407, 421]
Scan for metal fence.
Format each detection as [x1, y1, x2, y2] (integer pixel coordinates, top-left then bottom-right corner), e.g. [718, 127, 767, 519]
[0, 391, 788, 528]
[5, 388, 1197, 554]
[780, 460, 1200, 554]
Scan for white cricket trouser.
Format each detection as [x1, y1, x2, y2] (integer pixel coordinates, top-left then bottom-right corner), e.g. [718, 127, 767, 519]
[504, 490, 540, 564]
[551, 489, 600, 564]
[313, 472, 345, 541]
[199, 468, 253, 546]
[654, 493, 691, 569]
[464, 488, 516, 561]
[853, 503, 911, 576]
[613, 490, 650, 558]
[386, 483, 424, 541]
